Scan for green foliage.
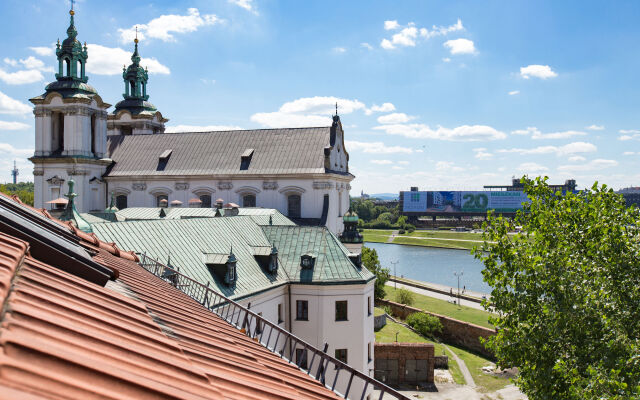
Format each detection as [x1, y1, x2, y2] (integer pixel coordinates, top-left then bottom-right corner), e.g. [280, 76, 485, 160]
[406, 224, 415, 233]
[362, 246, 390, 299]
[398, 229, 406, 234]
[382, 305, 393, 316]
[406, 312, 443, 339]
[397, 215, 408, 227]
[474, 176, 640, 400]
[1, 182, 34, 206]
[395, 288, 415, 306]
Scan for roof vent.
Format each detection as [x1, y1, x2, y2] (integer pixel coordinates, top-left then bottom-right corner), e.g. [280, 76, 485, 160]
[240, 148, 254, 170]
[300, 253, 316, 269]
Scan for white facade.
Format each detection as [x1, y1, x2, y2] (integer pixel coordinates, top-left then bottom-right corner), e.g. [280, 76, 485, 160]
[237, 280, 376, 397]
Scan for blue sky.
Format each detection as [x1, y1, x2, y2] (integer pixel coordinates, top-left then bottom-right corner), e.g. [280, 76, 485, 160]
[1, 0, 640, 193]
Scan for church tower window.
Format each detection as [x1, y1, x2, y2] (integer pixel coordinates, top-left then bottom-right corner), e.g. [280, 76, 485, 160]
[288, 194, 301, 218]
[243, 194, 256, 208]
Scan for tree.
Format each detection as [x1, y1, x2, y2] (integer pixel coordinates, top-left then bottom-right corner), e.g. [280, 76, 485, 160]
[362, 246, 390, 299]
[395, 288, 414, 306]
[1, 182, 34, 206]
[474, 177, 640, 400]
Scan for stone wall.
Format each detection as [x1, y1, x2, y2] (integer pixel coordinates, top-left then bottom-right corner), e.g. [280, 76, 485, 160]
[374, 342, 435, 387]
[373, 313, 387, 330]
[376, 299, 495, 359]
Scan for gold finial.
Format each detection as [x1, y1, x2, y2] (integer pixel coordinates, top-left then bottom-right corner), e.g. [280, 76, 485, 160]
[70, 9, 75, 15]
[134, 26, 139, 44]
[70, 0, 75, 15]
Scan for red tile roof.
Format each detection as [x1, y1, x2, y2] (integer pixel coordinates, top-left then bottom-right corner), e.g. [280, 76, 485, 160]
[0, 194, 342, 399]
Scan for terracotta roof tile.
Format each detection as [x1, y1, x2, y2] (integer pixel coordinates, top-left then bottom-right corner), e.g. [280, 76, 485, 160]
[0, 197, 343, 400]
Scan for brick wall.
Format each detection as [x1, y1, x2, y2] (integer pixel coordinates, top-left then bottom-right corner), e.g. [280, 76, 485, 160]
[374, 342, 435, 386]
[376, 299, 495, 359]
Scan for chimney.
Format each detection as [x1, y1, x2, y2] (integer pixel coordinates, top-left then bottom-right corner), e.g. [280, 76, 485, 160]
[215, 198, 224, 210]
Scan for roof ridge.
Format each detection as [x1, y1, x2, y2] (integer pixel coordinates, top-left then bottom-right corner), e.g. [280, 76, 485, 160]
[159, 126, 332, 134]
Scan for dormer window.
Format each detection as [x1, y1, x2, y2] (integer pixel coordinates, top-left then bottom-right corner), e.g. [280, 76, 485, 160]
[253, 245, 278, 273]
[240, 148, 254, 170]
[301, 253, 316, 269]
[204, 251, 237, 286]
[269, 246, 278, 272]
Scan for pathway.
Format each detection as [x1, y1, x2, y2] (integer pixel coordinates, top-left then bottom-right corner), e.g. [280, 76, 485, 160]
[386, 230, 399, 243]
[386, 281, 488, 311]
[442, 343, 475, 387]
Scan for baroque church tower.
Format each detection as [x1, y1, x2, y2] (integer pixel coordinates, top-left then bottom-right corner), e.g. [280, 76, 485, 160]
[30, 5, 111, 212]
[107, 32, 167, 136]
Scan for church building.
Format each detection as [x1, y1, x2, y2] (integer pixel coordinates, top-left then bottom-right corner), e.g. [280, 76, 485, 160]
[30, 8, 354, 235]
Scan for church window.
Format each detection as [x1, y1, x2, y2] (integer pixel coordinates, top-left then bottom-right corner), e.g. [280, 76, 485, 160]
[288, 194, 301, 218]
[242, 194, 256, 208]
[156, 194, 168, 207]
[116, 195, 128, 210]
[121, 126, 132, 135]
[199, 194, 212, 208]
[130, 80, 135, 96]
[52, 112, 64, 153]
[65, 59, 71, 76]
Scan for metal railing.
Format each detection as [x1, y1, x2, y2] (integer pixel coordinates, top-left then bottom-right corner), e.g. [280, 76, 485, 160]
[138, 253, 409, 400]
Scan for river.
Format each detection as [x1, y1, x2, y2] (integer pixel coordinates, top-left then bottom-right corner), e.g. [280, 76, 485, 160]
[365, 242, 492, 294]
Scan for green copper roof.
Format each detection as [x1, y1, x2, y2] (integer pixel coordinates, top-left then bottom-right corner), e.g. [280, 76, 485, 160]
[262, 225, 374, 284]
[59, 179, 92, 233]
[91, 217, 289, 299]
[113, 37, 158, 116]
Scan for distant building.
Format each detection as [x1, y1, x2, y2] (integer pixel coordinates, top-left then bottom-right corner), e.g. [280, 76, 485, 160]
[617, 187, 640, 207]
[11, 161, 18, 184]
[484, 178, 577, 192]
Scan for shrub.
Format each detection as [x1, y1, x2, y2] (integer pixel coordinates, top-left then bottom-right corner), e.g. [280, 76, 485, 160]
[398, 229, 406, 234]
[407, 312, 443, 339]
[383, 305, 393, 316]
[396, 288, 415, 306]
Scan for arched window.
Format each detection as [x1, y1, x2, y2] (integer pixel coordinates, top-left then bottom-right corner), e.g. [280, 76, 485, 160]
[65, 59, 70, 76]
[51, 112, 64, 153]
[130, 81, 135, 96]
[90, 114, 96, 155]
[288, 194, 301, 218]
[242, 194, 256, 208]
[116, 195, 128, 210]
[156, 194, 168, 207]
[199, 194, 212, 208]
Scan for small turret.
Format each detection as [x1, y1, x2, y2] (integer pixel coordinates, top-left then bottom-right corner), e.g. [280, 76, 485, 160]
[59, 179, 92, 233]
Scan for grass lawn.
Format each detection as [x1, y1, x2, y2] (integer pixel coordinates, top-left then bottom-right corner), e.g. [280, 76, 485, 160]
[384, 286, 495, 329]
[373, 307, 385, 317]
[446, 343, 512, 392]
[374, 318, 465, 385]
[362, 234, 390, 243]
[363, 229, 394, 236]
[392, 236, 476, 250]
[407, 231, 485, 241]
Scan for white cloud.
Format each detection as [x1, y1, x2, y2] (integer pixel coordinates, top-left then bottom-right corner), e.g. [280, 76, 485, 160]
[420, 19, 464, 39]
[568, 155, 586, 162]
[520, 64, 557, 79]
[0, 142, 33, 157]
[443, 38, 476, 55]
[380, 19, 462, 50]
[618, 129, 640, 141]
[442, 57, 451, 63]
[0, 68, 44, 85]
[0, 121, 30, 130]
[251, 96, 365, 128]
[333, 47, 346, 53]
[118, 8, 221, 43]
[384, 20, 400, 30]
[29, 46, 54, 57]
[377, 113, 413, 124]
[3, 58, 17, 67]
[436, 161, 464, 172]
[619, 129, 640, 134]
[508, 90, 520, 96]
[361, 42, 373, 50]
[0, 91, 32, 115]
[498, 141, 597, 156]
[473, 147, 493, 160]
[398, 161, 410, 165]
[165, 124, 242, 133]
[391, 166, 404, 170]
[345, 140, 414, 154]
[86, 44, 170, 75]
[375, 123, 506, 141]
[511, 127, 587, 140]
[585, 124, 604, 131]
[19, 56, 53, 72]
[371, 159, 393, 165]
[517, 162, 548, 173]
[623, 151, 637, 156]
[557, 159, 618, 172]
[229, 0, 258, 14]
[365, 102, 395, 115]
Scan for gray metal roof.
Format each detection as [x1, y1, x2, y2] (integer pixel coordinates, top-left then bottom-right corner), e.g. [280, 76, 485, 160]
[106, 128, 334, 177]
[102, 206, 295, 225]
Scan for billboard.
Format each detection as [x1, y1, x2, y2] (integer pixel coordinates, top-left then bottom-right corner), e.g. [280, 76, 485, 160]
[402, 191, 529, 214]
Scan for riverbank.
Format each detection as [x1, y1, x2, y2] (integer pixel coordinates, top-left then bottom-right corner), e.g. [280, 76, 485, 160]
[363, 229, 490, 250]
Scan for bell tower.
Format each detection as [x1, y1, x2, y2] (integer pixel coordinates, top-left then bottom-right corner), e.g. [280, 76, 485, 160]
[107, 31, 167, 135]
[29, 4, 112, 213]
